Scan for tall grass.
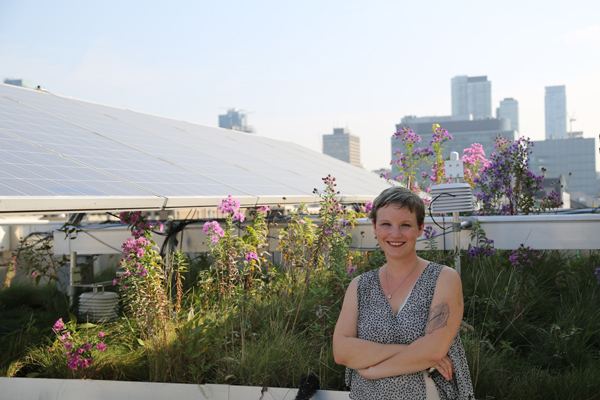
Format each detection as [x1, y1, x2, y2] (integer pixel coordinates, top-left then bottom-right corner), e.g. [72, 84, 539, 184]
[3, 250, 600, 400]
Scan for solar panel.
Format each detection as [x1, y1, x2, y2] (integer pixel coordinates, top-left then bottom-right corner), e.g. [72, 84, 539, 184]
[0, 83, 390, 213]
[0, 95, 249, 199]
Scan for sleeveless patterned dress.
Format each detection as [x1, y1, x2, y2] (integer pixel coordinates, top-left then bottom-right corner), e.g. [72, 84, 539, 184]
[345, 262, 475, 400]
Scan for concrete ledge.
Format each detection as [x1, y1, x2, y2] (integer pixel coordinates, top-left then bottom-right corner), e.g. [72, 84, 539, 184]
[0, 377, 351, 400]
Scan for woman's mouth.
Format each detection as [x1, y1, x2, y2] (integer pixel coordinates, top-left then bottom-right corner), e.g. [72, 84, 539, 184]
[387, 241, 405, 247]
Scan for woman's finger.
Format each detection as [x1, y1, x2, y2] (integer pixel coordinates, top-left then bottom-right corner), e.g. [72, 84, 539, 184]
[438, 356, 453, 380]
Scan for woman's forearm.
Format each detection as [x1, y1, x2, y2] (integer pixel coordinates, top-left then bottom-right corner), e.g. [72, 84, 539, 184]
[333, 336, 407, 370]
[358, 335, 444, 379]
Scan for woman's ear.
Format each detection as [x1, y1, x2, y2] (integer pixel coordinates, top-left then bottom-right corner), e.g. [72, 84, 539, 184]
[418, 222, 425, 237]
[372, 220, 377, 236]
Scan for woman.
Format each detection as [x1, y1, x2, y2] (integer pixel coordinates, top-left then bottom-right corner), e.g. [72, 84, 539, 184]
[333, 186, 474, 399]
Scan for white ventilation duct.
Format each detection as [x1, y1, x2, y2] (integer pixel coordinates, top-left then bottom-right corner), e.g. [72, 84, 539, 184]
[79, 291, 119, 322]
[429, 183, 473, 214]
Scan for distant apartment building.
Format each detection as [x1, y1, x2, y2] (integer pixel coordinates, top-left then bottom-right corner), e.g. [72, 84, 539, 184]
[3, 78, 34, 89]
[545, 85, 567, 139]
[322, 128, 361, 167]
[451, 75, 492, 120]
[529, 137, 597, 201]
[218, 108, 254, 133]
[496, 98, 519, 133]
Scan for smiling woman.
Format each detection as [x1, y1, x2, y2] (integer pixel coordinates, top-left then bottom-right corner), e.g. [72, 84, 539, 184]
[332, 186, 474, 400]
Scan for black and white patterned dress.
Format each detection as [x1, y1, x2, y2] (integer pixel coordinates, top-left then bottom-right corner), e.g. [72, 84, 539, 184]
[345, 263, 475, 400]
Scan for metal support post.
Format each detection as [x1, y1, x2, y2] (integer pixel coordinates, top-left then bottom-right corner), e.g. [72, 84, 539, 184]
[69, 251, 77, 308]
[452, 212, 461, 275]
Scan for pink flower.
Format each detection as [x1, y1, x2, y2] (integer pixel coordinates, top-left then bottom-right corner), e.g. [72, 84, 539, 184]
[245, 251, 259, 262]
[53, 318, 65, 333]
[65, 342, 73, 350]
[60, 332, 70, 342]
[98, 332, 104, 338]
[347, 266, 357, 274]
[232, 212, 245, 222]
[96, 343, 106, 352]
[122, 286, 127, 290]
[257, 206, 270, 212]
[217, 195, 241, 214]
[211, 235, 219, 243]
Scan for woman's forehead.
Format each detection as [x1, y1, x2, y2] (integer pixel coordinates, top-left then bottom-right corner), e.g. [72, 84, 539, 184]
[377, 204, 417, 219]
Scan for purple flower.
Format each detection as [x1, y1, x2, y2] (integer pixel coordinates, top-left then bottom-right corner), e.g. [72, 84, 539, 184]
[365, 202, 373, 213]
[97, 343, 106, 352]
[423, 226, 437, 240]
[122, 286, 127, 290]
[65, 342, 73, 350]
[53, 318, 65, 333]
[257, 206, 270, 212]
[232, 212, 245, 222]
[347, 266, 357, 274]
[245, 251, 259, 262]
[217, 195, 241, 214]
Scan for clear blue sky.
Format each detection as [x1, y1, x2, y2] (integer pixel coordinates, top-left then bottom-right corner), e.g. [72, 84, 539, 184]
[1, 0, 599, 171]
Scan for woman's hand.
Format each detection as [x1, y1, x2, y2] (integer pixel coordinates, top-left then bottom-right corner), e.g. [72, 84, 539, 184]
[430, 354, 454, 381]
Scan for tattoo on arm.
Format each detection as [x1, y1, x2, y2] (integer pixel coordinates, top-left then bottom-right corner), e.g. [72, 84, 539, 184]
[425, 302, 450, 335]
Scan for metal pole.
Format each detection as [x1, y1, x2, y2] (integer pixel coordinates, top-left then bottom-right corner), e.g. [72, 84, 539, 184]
[452, 212, 461, 275]
[69, 251, 77, 308]
[449, 151, 461, 275]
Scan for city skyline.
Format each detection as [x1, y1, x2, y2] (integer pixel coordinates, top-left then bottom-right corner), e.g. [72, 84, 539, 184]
[1, 1, 599, 172]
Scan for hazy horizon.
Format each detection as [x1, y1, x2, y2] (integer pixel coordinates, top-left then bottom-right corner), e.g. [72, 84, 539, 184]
[2, 0, 599, 172]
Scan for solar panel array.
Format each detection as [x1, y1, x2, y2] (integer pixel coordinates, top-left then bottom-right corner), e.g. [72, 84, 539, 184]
[0, 83, 390, 214]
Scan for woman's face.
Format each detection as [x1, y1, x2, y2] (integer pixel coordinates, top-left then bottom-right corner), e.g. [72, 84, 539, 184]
[372, 204, 424, 261]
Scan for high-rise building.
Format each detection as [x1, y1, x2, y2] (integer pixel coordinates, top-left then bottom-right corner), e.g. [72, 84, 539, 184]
[3, 78, 34, 89]
[322, 128, 361, 167]
[545, 85, 567, 139]
[496, 98, 519, 133]
[451, 75, 492, 120]
[218, 108, 254, 133]
[529, 137, 597, 201]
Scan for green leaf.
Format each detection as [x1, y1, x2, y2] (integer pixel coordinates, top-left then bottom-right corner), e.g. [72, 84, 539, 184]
[77, 323, 97, 329]
[68, 312, 78, 325]
[26, 372, 41, 378]
[137, 338, 145, 346]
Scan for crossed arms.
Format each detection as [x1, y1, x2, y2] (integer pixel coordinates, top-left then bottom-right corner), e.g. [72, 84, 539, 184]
[332, 267, 463, 380]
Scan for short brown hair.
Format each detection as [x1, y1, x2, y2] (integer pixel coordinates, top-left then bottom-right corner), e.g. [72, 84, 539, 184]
[369, 186, 425, 226]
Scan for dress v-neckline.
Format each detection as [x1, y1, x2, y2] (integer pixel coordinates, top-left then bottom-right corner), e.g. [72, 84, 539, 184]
[378, 262, 431, 317]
